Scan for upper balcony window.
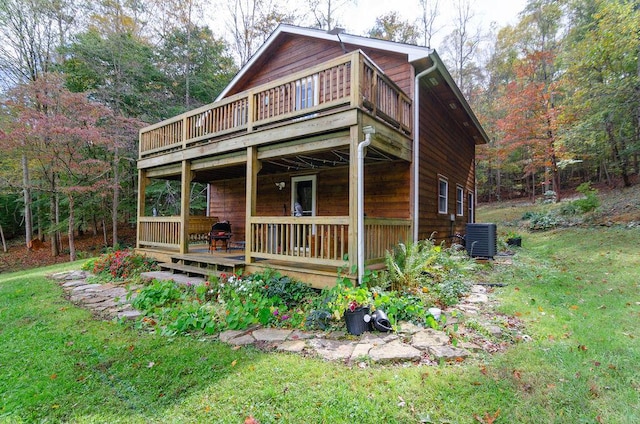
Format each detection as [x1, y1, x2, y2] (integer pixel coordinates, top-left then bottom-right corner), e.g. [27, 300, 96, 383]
[295, 76, 319, 110]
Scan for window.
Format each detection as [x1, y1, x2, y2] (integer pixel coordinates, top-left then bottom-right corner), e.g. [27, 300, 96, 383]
[467, 192, 474, 223]
[295, 76, 318, 110]
[438, 177, 448, 214]
[456, 186, 464, 216]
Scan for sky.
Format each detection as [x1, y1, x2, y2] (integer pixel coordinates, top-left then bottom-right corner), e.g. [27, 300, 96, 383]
[340, 0, 528, 48]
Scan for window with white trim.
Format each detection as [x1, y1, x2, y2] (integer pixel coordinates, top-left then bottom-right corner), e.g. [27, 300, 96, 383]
[295, 76, 318, 110]
[438, 177, 448, 214]
[456, 185, 464, 216]
[467, 192, 474, 223]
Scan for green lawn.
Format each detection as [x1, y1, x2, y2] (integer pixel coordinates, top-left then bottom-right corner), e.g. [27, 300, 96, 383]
[1, 211, 639, 423]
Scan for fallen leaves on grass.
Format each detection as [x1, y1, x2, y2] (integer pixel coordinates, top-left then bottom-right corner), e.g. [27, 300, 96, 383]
[474, 409, 500, 424]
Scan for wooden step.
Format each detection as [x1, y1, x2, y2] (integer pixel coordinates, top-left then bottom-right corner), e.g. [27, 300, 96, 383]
[159, 262, 215, 278]
[140, 271, 206, 285]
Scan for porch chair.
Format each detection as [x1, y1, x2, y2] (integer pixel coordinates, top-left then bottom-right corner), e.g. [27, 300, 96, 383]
[208, 221, 232, 252]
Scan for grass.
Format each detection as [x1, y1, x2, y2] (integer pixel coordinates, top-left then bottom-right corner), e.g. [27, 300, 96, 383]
[1, 207, 640, 423]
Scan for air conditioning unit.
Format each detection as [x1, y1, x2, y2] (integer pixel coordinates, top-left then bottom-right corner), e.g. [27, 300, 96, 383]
[465, 223, 497, 259]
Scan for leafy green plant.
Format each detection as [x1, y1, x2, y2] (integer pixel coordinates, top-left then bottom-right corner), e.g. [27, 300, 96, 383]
[385, 240, 437, 291]
[129, 279, 184, 311]
[328, 280, 373, 319]
[572, 182, 600, 213]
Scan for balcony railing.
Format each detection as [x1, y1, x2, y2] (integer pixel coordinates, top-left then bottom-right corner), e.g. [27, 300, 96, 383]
[139, 50, 412, 158]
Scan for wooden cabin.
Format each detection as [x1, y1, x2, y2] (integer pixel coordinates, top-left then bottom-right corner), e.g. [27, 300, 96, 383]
[135, 25, 489, 288]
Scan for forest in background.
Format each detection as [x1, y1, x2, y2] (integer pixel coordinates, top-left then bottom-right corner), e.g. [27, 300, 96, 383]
[0, 0, 638, 261]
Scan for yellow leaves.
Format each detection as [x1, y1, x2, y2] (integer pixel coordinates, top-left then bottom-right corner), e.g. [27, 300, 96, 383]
[231, 359, 238, 367]
[569, 305, 579, 310]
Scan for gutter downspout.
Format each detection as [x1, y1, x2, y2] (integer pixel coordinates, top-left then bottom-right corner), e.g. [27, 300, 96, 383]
[357, 125, 375, 284]
[413, 59, 439, 241]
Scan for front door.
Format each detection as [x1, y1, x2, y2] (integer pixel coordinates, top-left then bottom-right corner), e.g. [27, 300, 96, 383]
[291, 175, 316, 217]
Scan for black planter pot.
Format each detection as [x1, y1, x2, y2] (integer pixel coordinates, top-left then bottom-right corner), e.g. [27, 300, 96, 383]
[344, 306, 370, 335]
[507, 237, 522, 247]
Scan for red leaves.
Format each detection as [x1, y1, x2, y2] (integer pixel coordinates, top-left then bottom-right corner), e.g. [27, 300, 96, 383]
[244, 416, 260, 424]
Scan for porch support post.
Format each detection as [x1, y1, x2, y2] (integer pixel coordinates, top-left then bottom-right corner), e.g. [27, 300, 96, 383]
[136, 168, 148, 249]
[245, 146, 261, 263]
[348, 125, 359, 277]
[179, 160, 191, 254]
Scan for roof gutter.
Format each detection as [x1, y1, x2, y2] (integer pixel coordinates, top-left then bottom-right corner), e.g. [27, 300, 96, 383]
[413, 59, 439, 242]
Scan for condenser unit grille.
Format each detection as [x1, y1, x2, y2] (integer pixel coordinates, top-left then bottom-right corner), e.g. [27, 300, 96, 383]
[465, 223, 497, 258]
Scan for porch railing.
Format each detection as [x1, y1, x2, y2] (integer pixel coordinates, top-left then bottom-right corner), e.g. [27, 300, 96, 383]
[363, 218, 412, 262]
[250, 216, 350, 267]
[139, 50, 412, 157]
[137, 215, 412, 265]
[137, 216, 219, 249]
[137, 217, 181, 250]
[249, 216, 412, 267]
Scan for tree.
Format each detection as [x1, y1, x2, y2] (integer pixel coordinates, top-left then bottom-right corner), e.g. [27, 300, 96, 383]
[418, 0, 440, 47]
[560, 0, 640, 187]
[0, 0, 81, 249]
[227, 0, 297, 66]
[159, 25, 237, 112]
[367, 11, 421, 44]
[441, 0, 483, 96]
[305, 0, 354, 31]
[1, 74, 116, 260]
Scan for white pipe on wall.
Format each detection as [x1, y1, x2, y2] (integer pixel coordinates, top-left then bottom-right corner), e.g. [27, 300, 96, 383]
[357, 125, 375, 284]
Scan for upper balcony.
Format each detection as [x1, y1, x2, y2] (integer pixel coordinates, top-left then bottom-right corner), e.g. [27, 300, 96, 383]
[139, 50, 412, 159]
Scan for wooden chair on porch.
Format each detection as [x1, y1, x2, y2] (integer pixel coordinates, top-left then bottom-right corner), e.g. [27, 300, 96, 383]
[208, 221, 232, 252]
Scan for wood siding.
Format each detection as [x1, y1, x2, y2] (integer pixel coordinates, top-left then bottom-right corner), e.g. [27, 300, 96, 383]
[417, 85, 476, 242]
[226, 36, 414, 101]
[208, 161, 410, 243]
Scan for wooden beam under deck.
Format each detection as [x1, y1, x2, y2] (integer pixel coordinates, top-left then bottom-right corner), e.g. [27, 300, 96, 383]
[137, 109, 359, 170]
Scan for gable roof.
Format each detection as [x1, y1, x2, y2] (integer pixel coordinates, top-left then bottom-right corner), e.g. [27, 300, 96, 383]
[217, 24, 489, 144]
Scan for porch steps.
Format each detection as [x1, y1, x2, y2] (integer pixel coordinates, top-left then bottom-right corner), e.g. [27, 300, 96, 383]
[141, 270, 205, 285]
[159, 262, 216, 279]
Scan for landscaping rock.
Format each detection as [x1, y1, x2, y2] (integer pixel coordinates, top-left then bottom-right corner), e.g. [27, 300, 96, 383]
[252, 328, 292, 342]
[428, 345, 471, 361]
[368, 340, 421, 363]
[411, 328, 449, 349]
[307, 339, 355, 361]
[466, 293, 489, 303]
[483, 324, 503, 337]
[397, 321, 423, 335]
[288, 330, 318, 340]
[350, 343, 373, 361]
[117, 310, 142, 320]
[277, 340, 307, 353]
[219, 330, 246, 343]
[54, 269, 508, 367]
[62, 280, 89, 288]
[229, 334, 256, 346]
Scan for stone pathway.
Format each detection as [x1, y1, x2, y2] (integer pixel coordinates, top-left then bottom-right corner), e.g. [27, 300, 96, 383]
[52, 270, 509, 366]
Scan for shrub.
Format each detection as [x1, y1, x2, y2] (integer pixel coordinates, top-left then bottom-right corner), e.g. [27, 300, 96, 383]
[572, 182, 599, 213]
[85, 249, 157, 282]
[524, 211, 562, 231]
